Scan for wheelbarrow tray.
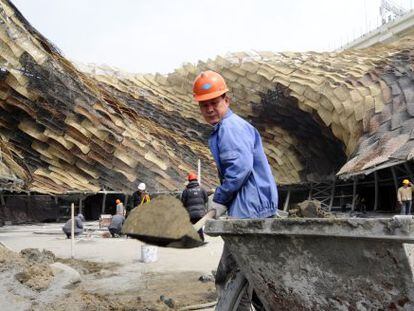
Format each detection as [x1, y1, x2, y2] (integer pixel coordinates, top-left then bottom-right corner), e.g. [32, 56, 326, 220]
[205, 217, 414, 310]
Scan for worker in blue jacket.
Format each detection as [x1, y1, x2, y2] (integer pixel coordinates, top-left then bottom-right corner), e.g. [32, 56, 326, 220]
[193, 70, 278, 219]
[193, 70, 279, 309]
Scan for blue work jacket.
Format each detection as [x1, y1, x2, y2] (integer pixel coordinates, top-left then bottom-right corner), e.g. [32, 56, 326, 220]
[209, 109, 278, 219]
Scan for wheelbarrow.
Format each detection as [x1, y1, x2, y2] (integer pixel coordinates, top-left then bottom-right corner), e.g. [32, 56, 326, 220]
[205, 217, 414, 310]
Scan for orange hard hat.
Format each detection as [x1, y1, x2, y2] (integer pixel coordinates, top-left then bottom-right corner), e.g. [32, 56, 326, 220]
[193, 70, 229, 102]
[115, 199, 121, 204]
[188, 172, 198, 181]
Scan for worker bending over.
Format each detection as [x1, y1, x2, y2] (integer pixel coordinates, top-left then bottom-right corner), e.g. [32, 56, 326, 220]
[193, 71, 278, 309]
[108, 214, 125, 238]
[62, 213, 85, 239]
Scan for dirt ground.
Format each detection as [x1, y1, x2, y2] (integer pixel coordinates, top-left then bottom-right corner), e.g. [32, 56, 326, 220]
[0, 222, 223, 310]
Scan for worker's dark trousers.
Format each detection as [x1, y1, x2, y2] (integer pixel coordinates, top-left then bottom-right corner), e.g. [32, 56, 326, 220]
[401, 200, 412, 215]
[64, 232, 80, 239]
[190, 217, 205, 241]
[109, 227, 121, 238]
[216, 244, 264, 310]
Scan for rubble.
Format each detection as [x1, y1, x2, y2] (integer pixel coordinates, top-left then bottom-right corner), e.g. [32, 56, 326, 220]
[198, 274, 215, 283]
[288, 200, 333, 218]
[160, 294, 175, 308]
[50, 262, 81, 288]
[15, 263, 54, 291]
[20, 248, 55, 264]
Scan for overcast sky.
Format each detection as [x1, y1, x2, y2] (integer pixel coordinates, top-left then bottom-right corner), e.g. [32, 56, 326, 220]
[11, 0, 414, 74]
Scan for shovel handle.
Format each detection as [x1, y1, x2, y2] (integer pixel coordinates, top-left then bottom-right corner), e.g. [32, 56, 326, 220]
[193, 210, 216, 232]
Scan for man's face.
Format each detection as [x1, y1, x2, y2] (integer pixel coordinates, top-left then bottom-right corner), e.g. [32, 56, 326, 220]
[198, 95, 229, 125]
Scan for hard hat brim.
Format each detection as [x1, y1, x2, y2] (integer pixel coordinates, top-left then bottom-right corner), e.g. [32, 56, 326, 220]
[194, 88, 229, 102]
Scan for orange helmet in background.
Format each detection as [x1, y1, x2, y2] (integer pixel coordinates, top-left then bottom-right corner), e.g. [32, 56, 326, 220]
[188, 172, 198, 181]
[193, 70, 229, 102]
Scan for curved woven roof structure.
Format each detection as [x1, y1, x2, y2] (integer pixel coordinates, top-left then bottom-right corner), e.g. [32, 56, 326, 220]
[1, 0, 414, 194]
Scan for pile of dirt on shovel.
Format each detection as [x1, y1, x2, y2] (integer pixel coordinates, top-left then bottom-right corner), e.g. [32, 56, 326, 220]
[122, 195, 204, 248]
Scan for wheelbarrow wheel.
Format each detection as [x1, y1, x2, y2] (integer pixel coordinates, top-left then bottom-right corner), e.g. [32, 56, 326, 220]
[215, 271, 249, 311]
[216, 271, 265, 311]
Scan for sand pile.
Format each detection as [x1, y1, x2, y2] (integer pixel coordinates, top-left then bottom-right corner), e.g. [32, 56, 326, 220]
[122, 195, 204, 248]
[0, 246, 55, 291]
[15, 264, 54, 291]
[20, 248, 56, 264]
[0, 243, 25, 271]
[16, 248, 56, 290]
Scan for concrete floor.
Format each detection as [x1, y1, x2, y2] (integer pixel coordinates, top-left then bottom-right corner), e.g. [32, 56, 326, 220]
[0, 221, 224, 273]
[0, 222, 222, 310]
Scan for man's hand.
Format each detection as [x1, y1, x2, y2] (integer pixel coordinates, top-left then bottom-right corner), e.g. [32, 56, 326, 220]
[208, 200, 227, 219]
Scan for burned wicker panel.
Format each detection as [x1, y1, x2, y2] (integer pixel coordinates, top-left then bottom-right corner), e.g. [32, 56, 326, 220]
[1, 0, 414, 193]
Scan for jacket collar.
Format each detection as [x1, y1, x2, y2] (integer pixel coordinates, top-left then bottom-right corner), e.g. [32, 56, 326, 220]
[212, 109, 233, 133]
[187, 180, 200, 188]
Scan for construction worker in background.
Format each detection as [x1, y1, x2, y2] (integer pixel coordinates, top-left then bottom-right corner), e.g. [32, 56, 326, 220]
[62, 213, 85, 239]
[180, 172, 208, 241]
[108, 213, 125, 238]
[115, 199, 125, 216]
[131, 183, 151, 208]
[397, 179, 413, 215]
[193, 70, 278, 309]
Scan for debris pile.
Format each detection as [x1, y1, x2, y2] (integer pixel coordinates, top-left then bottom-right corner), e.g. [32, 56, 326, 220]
[15, 263, 54, 291]
[122, 195, 204, 248]
[288, 200, 333, 218]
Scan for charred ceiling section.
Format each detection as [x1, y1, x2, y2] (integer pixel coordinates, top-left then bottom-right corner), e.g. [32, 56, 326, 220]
[0, 0, 217, 194]
[338, 48, 414, 177]
[252, 85, 347, 183]
[2, 0, 414, 193]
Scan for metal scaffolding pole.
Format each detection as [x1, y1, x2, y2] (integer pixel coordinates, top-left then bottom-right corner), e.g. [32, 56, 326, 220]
[71, 203, 75, 259]
[391, 166, 398, 193]
[308, 183, 313, 200]
[79, 198, 83, 215]
[283, 189, 291, 212]
[404, 162, 414, 181]
[351, 178, 358, 211]
[101, 192, 107, 215]
[328, 179, 336, 211]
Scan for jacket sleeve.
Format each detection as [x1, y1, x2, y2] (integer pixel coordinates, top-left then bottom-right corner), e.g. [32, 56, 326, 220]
[180, 189, 187, 206]
[202, 188, 208, 204]
[213, 123, 254, 205]
[397, 188, 402, 201]
[76, 218, 84, 229]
